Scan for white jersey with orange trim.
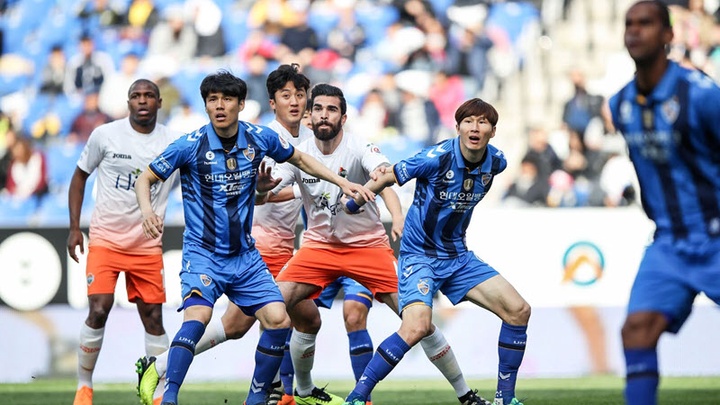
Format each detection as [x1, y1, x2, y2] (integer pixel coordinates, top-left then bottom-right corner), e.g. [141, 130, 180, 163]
[77, 118, 183, 254]
[251, 120, 313, 257]
[274, 133, 390, 248]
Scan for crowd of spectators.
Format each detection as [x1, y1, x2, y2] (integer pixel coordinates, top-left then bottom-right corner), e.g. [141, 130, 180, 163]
[0, 0, 719, 226]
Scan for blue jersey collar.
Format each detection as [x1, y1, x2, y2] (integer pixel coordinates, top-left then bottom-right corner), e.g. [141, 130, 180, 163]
[452, 137, 494, 174]
[205, 121, 250, 151]
[635, 60, 680, 105]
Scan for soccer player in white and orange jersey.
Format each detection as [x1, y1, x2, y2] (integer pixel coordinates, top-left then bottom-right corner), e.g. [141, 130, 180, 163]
[66, 79, 183, 405]
[274, 84, 491, 405]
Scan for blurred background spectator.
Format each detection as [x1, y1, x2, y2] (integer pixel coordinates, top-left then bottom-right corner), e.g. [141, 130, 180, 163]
[1, 0, 718, 225]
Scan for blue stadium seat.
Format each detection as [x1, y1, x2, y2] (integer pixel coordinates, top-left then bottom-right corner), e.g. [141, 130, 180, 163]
[44, 142, 84, 192]
[0, 195, 39, 226]
[376, 138, 425, 164]
[35, 193, 69, 226]
[222, 6, 249, 53]
[355, 4, 399, 46]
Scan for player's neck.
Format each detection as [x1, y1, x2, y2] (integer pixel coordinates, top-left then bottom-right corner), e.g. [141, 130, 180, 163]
[314, 130, 343, 155]
[214, 122, 239, 139]
[129, 120, 156, 135]
[634, 56, 670, 96]
[280, 120, 301, 137]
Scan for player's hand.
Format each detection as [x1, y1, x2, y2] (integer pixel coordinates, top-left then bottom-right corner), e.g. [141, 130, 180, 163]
[341, 181, 374, 202]
[67, 229, 85, 263]
[370, 165, 391, 181]
[340, 196, 364, 215]
[142, 212, 164, 239]
[256, 160, 281, 193]
[390, 217, 404, 242]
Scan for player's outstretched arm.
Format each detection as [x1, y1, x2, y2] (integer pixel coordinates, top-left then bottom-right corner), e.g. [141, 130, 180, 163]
[287, 149, 375, 202]
[67, 167, 90, 263]
[379, 186, 404, 241]
[135, 169, 164, 239]
[346, 165, 397, 213]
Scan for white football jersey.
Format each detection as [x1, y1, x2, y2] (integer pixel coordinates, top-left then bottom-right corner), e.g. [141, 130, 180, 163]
[274, 133, 390, 248]
[251, 120, 313, 256]
[77, 118, 183, 254]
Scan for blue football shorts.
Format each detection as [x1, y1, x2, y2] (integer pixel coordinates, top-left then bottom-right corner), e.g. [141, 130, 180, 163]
[627, 236, 720, 333]
[397, 251, 498, 310]
[314, 276, 373, 309]
[179, 244, 284, 316]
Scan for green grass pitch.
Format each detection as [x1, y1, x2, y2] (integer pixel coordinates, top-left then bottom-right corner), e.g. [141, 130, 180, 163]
[1, 376, 718, 404]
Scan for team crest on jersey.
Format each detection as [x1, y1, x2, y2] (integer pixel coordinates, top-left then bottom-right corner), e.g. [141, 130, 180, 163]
[206, 151, 215, 161]
[660, 96, 680, 125]
[86, 273, 95, 286]
[463, 178, 474, 191]
[338, 166, 347, 178]
[480, 173, 492, 187]
[226, 157, 238, 170]
[417, 279, 430, 295]
[200, 274, 212, 287]
[619, 100, 633, 124]
[243, 146, 255, 162]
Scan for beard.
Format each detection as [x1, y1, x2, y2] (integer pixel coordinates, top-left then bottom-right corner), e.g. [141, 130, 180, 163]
[312, 120, 341, 141]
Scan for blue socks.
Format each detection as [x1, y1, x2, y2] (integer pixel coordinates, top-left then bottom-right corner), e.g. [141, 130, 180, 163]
[280, 329, 294, 396]
[163, 320, 206, 404]
[348, 330, 374, 382]
[496, 322, 527, 402]
[347, 332, 410, 402]
[624, 348, 658, 405]
[246, 327, 291, 405]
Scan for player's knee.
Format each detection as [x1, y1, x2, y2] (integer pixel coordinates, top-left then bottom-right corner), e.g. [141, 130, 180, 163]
[343, 310, 367, 332]
[621, 313, 664, 348]
[504, 300, 531, 326]
[87, 303, 112, 327]
[264, 312, 291, 330]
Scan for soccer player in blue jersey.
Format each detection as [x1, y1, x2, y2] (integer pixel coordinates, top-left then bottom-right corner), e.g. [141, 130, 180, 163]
[609, 2, 720, 404]
[341, 98, 531, 405]
[134, 70, 374, 405]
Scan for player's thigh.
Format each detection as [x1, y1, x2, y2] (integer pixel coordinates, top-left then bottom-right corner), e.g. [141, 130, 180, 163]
[85, 246, 122, 296]
[464, 274, 527, 320]
[221, 302, 257, 339]
[341, 276, 373, 307]
[123, 253, 165, 304]
[397, 255, 438, 310]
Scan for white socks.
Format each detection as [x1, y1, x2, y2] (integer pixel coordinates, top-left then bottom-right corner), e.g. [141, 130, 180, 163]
[145, 332, 169, 357]
[77, 323, 104, 389]
[194, 317, 228, 355]
[290, 330, 317, 396]
[421, 328, 470, 396]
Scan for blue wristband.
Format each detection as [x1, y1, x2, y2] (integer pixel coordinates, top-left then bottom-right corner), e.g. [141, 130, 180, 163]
[346, 199, 361, 213]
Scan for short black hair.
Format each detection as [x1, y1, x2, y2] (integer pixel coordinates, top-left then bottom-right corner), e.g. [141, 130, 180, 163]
[310, 83, 347, 115]
[200, 70, 247, 103]
[454, 98, 498, 126]
[634, 0, 671, 28]
[266, 63, 311, 100]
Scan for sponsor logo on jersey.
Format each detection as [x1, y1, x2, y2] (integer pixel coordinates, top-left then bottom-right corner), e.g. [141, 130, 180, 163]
[206, 151, 215, 160]
[302, 177, 320, 184]
[338, 166, 347, 178]
[112, 153, 132, 159]
[445, 170, 454, 179]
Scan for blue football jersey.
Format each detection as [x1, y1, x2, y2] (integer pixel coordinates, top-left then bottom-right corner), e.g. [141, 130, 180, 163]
[609, 61, 720, 243]
[393, 137, 507, 258]
[148, 121, 294, 255]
